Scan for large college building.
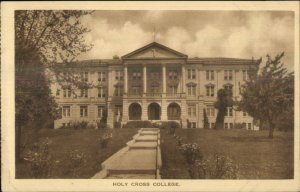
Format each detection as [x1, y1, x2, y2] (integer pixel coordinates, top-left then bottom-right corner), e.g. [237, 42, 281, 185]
[52, 42, 259, 129]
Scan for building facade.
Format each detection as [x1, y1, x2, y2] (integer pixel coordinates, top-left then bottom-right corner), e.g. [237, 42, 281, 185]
[52, 42, 259, 130]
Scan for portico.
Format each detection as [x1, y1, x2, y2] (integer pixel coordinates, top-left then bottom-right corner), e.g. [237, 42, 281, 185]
[119, 42, 188, 127]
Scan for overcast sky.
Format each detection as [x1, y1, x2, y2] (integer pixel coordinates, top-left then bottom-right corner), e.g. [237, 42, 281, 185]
[78, 11, 294, 71]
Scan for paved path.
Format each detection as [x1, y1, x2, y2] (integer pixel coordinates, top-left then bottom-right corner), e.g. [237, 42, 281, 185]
[92, 128, 161, 179]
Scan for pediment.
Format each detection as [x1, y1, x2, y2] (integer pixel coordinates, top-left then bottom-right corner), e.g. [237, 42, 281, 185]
[122, 42, 187, 59]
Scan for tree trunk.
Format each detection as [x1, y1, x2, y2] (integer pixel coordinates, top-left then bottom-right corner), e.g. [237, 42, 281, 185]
[259, 120, 263, 130]
[215, 107, 226, 129]
[268, 120, 275, 139]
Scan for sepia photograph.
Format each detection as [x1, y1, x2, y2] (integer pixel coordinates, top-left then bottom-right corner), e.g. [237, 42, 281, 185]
[1, 1, 300, 192]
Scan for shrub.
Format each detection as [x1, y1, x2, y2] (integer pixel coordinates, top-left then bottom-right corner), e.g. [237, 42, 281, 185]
[99, 131, 113, 148]
[178, 142, 204, 178]
[179, 143, 203, 165]
[174, 135, 183, 146]
[114, 121, 121, 128]
[153, 121, 180, 129]
[153, 121, 180, 134]
[177, 141, 238, 179]
[23, 138, 53, 178]
[96, 120, 108, 129]
[233, 123, 244, 129]
[67, 149, 86, 178]
[61, 121, 89, 129]
[122, 121, 153, 128]
[192, 154, 239, 179]
[168, 121, 180, 134]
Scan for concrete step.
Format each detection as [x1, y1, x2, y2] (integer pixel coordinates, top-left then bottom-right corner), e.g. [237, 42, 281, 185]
[134, 135, 158, 142]
[106, 149, 157, 175]
[139, 130, 159, 136]
[128, 141, 158, 149]
[140, 128, 160, 132]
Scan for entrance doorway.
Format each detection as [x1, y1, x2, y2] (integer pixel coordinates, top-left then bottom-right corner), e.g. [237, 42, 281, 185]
[148, 103, 161, 120]
[167, 102, 181, 120]
[129, 103, 142, 120]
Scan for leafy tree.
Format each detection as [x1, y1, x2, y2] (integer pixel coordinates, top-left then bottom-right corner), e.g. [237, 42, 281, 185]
[238, 53, 294, 138]
[203, 109, 209, 129]
[15, 10, 93, 162]
[214, 88, 234, 129]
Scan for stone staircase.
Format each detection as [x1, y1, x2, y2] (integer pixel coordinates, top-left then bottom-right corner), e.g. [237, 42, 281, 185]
[92, 128, 161, 179]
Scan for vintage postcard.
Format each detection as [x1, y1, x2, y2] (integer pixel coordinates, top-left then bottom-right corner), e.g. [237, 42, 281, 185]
[1, 1, 300, 192]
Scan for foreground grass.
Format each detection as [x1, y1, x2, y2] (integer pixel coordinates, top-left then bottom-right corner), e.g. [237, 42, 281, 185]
[160, 129, 294, 179]
[16, 128, 138, 178]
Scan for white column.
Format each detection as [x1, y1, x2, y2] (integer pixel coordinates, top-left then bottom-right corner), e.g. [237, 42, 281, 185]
[143, 65, 147, 93]
[162, 65, 166, 93]
[124, 65, 128, 94]
[181, 65, 186, 93]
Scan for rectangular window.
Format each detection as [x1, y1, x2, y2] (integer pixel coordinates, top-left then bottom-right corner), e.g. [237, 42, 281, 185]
[189, 122, 196, 128]
[225, 107, 233, 117]
[168, 70, 178, 80]
[229, 70, 233, 80]
[62, 106, 71, 117]
[132, 71, 142, 80]
[206, 86, 214, 97]
[225, 123, 228, 129]
[98, 87, 106, 98]
[80, 89, 88, 98]
[56, 89, 60, 96]
[243, 111, 247, 116]
[63, 89, 72, 98]
[98, 71, 106, 82]
[188, 69, 196, 79]
[224, 84, 233, 91]
[115, 86, 123, 96]
[115, 105, 122, 116]
[150, 72, 160, 79]
[169, 86, 177, 94]
[80, 106, 88, 117]
[116, 70, 124, 80]
[80, 72, 88, 82]
[206, 70, 214, 80]
[230, 123, 234, 129]
[248, 123, 252, 130]
[224, 70, 233, 80]
[188, 106, 196, 117]
[132, 86, 141, 95]
[207, 107, 215, 117]
[187, 85, 196, 96]
[98, 106, 105, 118]
[242, 70, 249, 81]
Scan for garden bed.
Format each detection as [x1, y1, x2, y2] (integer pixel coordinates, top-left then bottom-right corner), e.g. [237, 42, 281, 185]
[160, 129, 294, 179]
[16, 128, 138, 178]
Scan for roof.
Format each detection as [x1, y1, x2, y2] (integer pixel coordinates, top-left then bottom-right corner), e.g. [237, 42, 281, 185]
[187, 57, 259, 65]
[122, 42, 188, 59]
[55, 43, 260, 67]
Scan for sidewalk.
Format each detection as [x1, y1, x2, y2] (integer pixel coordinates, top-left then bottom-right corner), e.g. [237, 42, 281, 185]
[92, 128, 161, 179]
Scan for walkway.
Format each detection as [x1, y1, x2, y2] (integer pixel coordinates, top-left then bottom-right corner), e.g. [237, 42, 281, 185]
[92, 128, 162, 179]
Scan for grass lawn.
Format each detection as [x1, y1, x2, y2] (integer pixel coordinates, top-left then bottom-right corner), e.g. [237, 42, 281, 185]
[16, 128, 138, 178]
[160, 129, 294, 179]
